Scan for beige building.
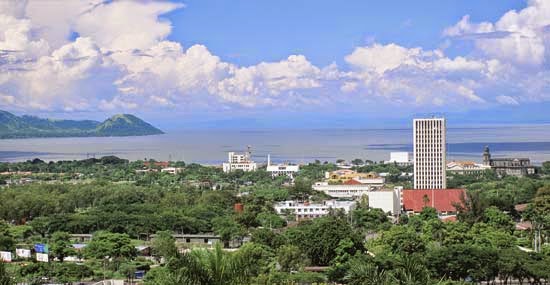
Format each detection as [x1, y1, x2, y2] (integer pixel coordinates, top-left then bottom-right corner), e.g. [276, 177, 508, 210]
[413, 118, 446, 189]
[325, 170, 384, 184]
[447, 161, 491, 175]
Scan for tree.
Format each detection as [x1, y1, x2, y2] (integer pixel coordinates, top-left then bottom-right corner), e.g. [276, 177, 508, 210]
[352, 207, 390, 231]
[277, 245, 305, 272]
[427, 244, 498, 282]
[255, 212, 285, 229]
[483, 206, 514, 233]
[455, 190, 487, 224]
[119, 263, 137, 284]
[351, 159, 364, 166]
[542, 161, 550, 175]
[250, 228, 277, 248]
[152, 230, 177, 261]
[419, 207, 438, 221]
[157, 243, 252, 285]
[285, 215, 364, 266]
[531, 185, 550, 252]
[27, 217, 51, 238]
[212, 216, 244, 248]
[84, 232, 136, 260]
[49, 231, 75, 262]
[0, 262, 13, 285]
[0, 221, 14, 252]
[380, 226, 425, 254]
[344, 255, 392, 285]
[289, 178, 313, 201]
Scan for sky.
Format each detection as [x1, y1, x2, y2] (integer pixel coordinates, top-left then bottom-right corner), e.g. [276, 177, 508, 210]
[0, 0, 549, 129]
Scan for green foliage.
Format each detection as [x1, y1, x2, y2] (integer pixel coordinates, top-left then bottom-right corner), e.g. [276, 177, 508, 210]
[0, 221, 14, 252]
[0, 262, 13, 285]
[152, 230, 177, 260]
[419, 207, 438, 221]
[17, 262, 93, 284]
[428, 244, 498, 282]
[277, 245, 305, 272]
[212, 216, 244, 247]
[84, 231, 136, 260]
[1, 156, 548, 284]
[351, 206, 390, 232]
[255, 212, 286, 229]
[49, 231, 75, 262]
[483, 206, 514, 232]
[380, 226, 426, 254]
[284, 214, 364, 266]
[0, 110, 163, 138]
[153, 243, 253, 285]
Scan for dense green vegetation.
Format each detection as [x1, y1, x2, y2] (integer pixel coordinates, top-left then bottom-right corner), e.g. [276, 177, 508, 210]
[0, 110, 163, 138]
[0, 157, 548, 284]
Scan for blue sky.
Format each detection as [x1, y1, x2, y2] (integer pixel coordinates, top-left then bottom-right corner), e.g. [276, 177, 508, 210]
[0, 0, 549, 128]
[166, 0, 523, 66]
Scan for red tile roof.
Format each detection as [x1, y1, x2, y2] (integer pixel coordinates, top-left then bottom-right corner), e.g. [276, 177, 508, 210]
[343, 179, 362, 185]
[514, 203, 529, 212]
[441, 215, 458, 222]
[144, 161, 170, 168]
[515, 221, 532, 231]
[402, 189, 465, 213]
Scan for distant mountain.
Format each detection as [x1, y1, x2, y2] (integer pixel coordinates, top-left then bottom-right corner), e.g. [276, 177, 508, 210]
[0, 110, 164, 139]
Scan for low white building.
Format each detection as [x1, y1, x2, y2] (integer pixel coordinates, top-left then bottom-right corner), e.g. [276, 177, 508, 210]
[447, 161, 491, 175]
[361, 187, 402, 215]
[313, 182, 377, 198]
[312, 183, 402, 215]
[222, 148, 257, 173]
[274, 200, 356, 220]
[161, 167, 184, 174]
[266, 154, 299, 179]
[385, 152, 412, 165]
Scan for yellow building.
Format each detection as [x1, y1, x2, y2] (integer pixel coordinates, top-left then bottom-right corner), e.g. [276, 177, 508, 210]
[325, 170, 381, 183]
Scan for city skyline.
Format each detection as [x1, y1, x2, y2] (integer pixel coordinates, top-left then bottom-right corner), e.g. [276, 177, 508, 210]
[1, 0, 550, 129]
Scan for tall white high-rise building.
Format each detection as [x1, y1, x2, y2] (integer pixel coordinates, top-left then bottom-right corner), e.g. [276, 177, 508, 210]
[413, 118, 446, 189]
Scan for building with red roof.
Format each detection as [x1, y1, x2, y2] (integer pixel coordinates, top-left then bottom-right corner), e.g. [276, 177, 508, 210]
[402, 189, 465, 215]
[144, 161, 170, 168]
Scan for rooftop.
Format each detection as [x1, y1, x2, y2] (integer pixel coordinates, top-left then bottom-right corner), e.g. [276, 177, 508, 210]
[402, 189, 465, 213]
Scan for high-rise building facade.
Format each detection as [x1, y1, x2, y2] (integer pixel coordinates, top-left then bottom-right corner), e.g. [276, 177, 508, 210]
[413, 118, 446, 189]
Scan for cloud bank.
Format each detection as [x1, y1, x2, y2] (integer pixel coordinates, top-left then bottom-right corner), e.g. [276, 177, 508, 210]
[0, 0, 549, 113]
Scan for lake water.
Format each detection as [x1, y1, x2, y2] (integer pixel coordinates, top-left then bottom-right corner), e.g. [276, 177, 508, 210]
[1, 124, 550, 165]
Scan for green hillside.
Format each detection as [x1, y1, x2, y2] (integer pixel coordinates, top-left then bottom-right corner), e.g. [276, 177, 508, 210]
[0, 111, 164, 139]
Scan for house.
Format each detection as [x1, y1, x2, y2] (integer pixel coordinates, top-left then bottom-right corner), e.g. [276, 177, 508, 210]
[161, 167, 184, 174]
[163, 234, 243, 248]
[144, 161, 170, 168]
[70, 234, 93, 243]
[401, 189, 465, 215]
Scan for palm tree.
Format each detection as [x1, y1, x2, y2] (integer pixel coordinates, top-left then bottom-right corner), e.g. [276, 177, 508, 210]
[344, 259, 392, 285]
[391, 255, 431, 285]
[160, 243, 251, 285]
